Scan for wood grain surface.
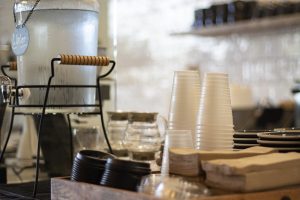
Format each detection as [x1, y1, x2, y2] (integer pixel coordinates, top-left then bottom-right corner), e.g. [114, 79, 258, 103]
[51, 177, 300, 200]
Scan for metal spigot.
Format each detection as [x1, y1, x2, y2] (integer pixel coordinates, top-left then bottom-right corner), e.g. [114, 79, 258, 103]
[0, 75, 12, 103]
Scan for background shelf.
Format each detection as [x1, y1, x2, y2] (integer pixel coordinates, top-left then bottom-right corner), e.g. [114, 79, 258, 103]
[171, 14, 300, 37]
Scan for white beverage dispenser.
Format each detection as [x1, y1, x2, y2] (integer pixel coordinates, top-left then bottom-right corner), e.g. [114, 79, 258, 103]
[13, 0, 100, 113]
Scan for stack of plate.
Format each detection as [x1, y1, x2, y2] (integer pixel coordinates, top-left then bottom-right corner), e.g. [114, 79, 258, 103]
[233, 130, 260, 150]
[257, 131, 300, 153]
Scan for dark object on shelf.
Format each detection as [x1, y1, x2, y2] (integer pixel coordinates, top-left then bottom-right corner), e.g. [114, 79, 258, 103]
[100, 158, 151, 191]
[71, 150, 115, 185]
[227, 0, 257, 22]
[275, 2, 294, 16]
[193, 9, 205, 28]
[212, 4, 227, 25]
[234, 0, 248, 21]
[293, 2, 300, 13]
[192, 0, 300, 30]
[227, 2, 236, 23]
[203, 7, 215, 26]
[244, 1, 257, 20]
[253, 3, 277, 19]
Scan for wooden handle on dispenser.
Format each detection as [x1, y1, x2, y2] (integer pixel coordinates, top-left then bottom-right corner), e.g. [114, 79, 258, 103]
[9, 62, 17, 71]
[59, 54, 110, 66]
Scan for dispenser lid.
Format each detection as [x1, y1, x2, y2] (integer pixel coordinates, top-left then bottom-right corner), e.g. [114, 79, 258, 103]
[15, 0, 99, 12]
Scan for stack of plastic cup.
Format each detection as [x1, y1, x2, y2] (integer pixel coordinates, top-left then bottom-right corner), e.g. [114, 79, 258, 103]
[168, 70, 201, 140]
[161, 130, 194, 176]
[195, 73, 234, 150]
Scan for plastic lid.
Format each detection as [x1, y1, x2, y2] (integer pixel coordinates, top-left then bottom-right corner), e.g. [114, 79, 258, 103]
[76, 150, 115, 166]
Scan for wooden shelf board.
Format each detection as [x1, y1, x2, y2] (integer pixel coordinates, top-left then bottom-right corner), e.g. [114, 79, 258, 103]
[171, 14, 300, 37]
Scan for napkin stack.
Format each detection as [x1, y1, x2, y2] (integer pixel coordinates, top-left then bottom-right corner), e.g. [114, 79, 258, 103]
[202, 152, 300, 192]
[169, 146, 277, 176]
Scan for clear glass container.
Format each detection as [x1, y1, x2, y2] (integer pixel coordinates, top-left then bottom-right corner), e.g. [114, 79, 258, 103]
[14, 0, 99, 113]
[155, 177, 211, 200]
[123, 112, 165, 161]
[107, 111, 129, 157]
[72, 126, 100, 155]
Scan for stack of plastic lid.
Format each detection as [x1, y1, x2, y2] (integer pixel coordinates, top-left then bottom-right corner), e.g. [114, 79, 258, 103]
[71, 150, 115, 184]
[100, 158, 151, 191]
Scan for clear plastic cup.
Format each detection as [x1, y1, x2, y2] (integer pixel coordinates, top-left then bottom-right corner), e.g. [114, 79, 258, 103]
[161, 130, 194, 176]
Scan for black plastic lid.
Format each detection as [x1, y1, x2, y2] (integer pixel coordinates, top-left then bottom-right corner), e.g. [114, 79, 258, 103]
[104, 158, 151, 175]
[106, 158, 150, 168]
[75, 150, 115, 166]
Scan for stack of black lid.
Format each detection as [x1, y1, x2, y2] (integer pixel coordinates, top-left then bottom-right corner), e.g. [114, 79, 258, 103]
[100, 158, 151, 191]
[71, 150, 115, 184]
[71, 150, 151, 192]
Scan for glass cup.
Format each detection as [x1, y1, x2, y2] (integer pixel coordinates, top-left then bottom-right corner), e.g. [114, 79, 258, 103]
[123, 112, 167, 161]
[161, 130, 194, 176]
[73, 127, 100, 154]
[107, 111, 129, 157]
[154, 176, 211, 200]
[137, 174, 183, 195]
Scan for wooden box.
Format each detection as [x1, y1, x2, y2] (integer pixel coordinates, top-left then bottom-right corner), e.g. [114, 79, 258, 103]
[51, 177, 300, 200]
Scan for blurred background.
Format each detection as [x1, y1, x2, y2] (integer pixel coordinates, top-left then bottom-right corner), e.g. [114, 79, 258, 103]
[113, 0, 300, 130]
[1, 0, 300, 184]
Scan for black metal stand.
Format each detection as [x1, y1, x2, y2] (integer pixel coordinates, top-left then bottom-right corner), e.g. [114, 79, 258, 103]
[0, 58, 116, 198]
[0, 65, 17, 167]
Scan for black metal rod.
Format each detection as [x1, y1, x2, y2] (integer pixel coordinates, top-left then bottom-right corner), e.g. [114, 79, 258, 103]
[97, 77, 113, 154]
[0, 66, 18, 164]
[13, 112, 102, 116]
[31, 57, 116, 197]
[17, 85, 99, 89]
[11, 104, 101, 108]
[32, 57, 60, 198]
[0, 106, 15, 163]
[67, 114, 74, 166]
[100, 60, 116, 78]
[96, 61, 116, 154]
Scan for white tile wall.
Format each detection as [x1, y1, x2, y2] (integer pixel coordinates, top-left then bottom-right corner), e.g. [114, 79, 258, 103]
[114, 0, 300, 117]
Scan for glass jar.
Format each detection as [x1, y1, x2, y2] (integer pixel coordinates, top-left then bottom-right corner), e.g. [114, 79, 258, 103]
[123, 112, 166, 161]
[107, 111, 129, 157]
[14, 0, 99, 113]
